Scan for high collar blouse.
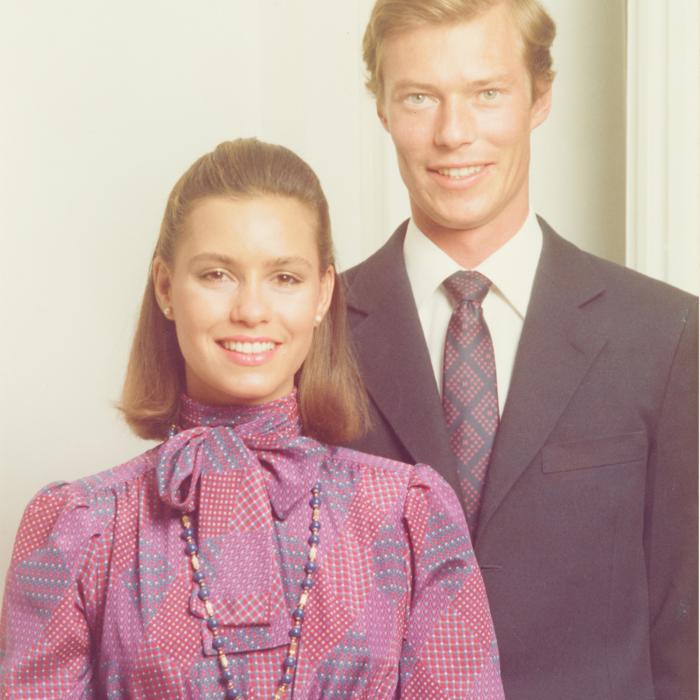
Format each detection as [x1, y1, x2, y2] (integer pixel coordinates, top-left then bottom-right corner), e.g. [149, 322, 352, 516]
[0, 393, 503, 699]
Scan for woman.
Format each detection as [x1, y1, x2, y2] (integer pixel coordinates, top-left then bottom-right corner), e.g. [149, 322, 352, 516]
[0, 139, 504, 699]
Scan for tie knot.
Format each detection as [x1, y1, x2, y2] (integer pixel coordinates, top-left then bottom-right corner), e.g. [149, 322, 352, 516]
[443, 270, 492, 305]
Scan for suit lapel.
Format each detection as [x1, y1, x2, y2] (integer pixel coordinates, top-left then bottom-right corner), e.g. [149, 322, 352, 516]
[345, 223, 460, 495]
[476, 221, 608, 538]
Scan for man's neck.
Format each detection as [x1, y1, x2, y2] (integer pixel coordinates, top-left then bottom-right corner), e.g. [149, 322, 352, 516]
[412, 204, 529, 269]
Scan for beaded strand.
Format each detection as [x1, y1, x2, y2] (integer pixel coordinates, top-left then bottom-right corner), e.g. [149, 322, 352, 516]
[180, 481, 322, 700]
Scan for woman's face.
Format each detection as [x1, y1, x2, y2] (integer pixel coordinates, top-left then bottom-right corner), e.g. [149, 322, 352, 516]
[154, 195, 333, 406]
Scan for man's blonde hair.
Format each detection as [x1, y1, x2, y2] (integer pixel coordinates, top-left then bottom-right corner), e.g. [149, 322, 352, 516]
[363, 0, 556, 101]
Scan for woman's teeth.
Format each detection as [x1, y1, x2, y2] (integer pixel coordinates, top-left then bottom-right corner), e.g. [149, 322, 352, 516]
[221, 341, 275, 354]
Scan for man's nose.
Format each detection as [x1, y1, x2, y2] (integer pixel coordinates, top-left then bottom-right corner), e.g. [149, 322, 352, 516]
[434, 97, 477, 149]
[230, 282, 270, 326]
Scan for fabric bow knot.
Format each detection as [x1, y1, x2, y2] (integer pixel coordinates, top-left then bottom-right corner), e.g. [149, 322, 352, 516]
[155, 393, 327, 519]
[152, 393, 328, 645]
[156, 424, 226, 512]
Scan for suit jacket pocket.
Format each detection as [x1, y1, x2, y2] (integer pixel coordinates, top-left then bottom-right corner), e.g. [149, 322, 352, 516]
[542, 431, 648, 473]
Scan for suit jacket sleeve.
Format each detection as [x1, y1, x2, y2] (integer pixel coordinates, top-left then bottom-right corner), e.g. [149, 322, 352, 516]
[646, 298, 698, 699]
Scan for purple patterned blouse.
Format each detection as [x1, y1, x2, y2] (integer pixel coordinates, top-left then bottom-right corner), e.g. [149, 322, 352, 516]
[0, 393, 503, 699]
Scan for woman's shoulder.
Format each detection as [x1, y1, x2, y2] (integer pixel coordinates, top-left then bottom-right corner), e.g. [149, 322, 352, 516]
[329, 446, 454, 487]
[327, 446, 463, 515]
[3, 445, 164, 624]
[329, 445, 413, 473]
[21, 443, 162, 537]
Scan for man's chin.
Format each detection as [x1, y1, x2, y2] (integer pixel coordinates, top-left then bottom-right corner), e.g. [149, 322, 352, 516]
[414, 206, 493, 237]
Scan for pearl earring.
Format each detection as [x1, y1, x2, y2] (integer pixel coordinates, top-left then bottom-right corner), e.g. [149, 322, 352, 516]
[163, 306, 172, 318]
[314, 314, 323, 324]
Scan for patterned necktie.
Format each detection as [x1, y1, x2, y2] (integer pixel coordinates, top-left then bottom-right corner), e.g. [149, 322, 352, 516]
[442, 271, 499, 532]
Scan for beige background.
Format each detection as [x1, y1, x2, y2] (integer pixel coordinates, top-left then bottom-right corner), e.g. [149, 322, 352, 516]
[0, 0, 691, 589]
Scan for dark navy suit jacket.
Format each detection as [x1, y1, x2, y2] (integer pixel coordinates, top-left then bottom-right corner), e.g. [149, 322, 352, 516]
[342, 218, 698, 700]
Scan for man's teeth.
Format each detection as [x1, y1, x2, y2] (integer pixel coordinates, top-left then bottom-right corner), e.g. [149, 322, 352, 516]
[221, 341, 275, 354]
[437, 165, 484, 178]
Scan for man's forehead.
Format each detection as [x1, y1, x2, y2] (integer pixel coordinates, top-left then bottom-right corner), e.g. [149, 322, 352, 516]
[381, 3, 521, 48]
[380, 15, 527, 86]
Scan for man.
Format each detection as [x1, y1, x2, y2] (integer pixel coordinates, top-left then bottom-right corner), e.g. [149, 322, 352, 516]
[343, 1, 698, 698]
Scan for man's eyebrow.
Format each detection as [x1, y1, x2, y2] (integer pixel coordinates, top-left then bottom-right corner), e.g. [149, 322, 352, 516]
[391, 80, 436, 92]
[468, 75, 514, 87]
[391, 75, 514, 92]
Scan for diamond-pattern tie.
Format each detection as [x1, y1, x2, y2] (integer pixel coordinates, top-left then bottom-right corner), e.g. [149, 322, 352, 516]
[442, 271, 499, 533]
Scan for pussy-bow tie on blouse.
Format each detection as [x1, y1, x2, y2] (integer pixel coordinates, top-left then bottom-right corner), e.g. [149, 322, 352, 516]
[156, 391, 326, 518]
[154, 392, 328, 652]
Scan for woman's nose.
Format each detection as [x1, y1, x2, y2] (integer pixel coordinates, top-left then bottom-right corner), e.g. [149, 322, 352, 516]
[229, 282, 270, 326]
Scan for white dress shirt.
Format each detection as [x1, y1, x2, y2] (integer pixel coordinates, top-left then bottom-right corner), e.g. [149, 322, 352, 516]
[403, 212, 543, 416]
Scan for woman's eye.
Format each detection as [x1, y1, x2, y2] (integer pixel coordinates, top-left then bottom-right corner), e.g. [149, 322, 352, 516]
[275, 273, 301, 286]
[201, 270, 229, 282]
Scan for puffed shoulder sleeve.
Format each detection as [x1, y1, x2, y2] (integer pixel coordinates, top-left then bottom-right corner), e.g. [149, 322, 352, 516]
[0, 481, 110, 698]
[398, 464, 504, 699]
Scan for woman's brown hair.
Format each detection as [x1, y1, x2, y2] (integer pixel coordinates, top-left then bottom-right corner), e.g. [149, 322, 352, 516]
[120, 138, 368, 444]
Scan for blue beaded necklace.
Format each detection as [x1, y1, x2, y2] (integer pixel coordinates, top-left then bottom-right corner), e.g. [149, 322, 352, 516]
[180, 481, 322, 699]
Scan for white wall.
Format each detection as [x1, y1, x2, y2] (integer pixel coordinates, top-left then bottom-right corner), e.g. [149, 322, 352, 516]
[0, 1, 631, 587]
[626, 0, 700, 295]
[533, 0, 627, 264]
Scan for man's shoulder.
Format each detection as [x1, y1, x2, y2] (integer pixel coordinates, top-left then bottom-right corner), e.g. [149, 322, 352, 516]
[342, 219, 409, 286]
[542, 219, 697, 315]
[343, 216, 697, 319]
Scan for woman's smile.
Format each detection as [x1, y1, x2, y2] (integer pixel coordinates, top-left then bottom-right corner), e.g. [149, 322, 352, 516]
[217, 336, 280, 366]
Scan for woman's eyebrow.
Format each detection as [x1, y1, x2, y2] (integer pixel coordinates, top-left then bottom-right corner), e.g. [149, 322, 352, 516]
[188, 253, 313, 270]
[266, 256, 313, 270]
[189, 252, 236, 266]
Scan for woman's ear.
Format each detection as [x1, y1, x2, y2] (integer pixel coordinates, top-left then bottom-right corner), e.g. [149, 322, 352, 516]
[315, 265, 335, 324]
[152, 257, 174, 318]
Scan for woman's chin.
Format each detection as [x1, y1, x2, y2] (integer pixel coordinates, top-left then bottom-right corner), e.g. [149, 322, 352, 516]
[186, 378, 293, 407]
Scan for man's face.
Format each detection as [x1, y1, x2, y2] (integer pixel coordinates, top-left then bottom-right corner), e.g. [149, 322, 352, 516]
[378, 4, 551, 241]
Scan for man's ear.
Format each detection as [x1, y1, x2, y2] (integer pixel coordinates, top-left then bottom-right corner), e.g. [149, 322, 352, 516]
[152, 257, 173, 313]
[530, 84, 552, 130]
[377, 101, 390, 132]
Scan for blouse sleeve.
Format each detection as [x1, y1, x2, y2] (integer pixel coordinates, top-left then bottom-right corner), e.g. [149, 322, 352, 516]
[0, 481, 107, 699]
[398, 464, 505, 699]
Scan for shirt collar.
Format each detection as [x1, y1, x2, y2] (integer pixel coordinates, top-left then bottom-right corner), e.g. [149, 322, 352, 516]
[404, 218, 461, 311]
[475, 211, 542, 318]
[404, 211, 542, 318]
